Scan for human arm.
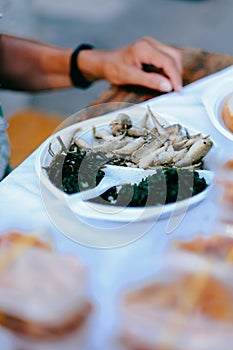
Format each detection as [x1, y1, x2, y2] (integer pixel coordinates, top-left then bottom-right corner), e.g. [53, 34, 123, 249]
[0, 34, 182, 92]
[78, 37, 183, 92]
[0, 34, 73, 91]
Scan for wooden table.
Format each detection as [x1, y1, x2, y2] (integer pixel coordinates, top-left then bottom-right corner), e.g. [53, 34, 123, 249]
[77, 47, 233, 121]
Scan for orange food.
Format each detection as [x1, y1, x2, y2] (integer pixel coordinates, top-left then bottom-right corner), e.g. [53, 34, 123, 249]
[124, 275, 233, 322]
[178, 236, 233, 260]
[0, 302, 92, 339]
[0, 231, 51, 251]
[120, 274, 233, 350]
[222, 93, 233, 133]
[0, 231, 92, 340]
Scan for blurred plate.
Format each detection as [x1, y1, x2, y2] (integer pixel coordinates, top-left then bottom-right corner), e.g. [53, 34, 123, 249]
[36, 107, 214, 223]
[202, 77, 233, 141]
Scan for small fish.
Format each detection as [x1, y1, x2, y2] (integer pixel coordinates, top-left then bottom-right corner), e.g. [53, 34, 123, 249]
[110, 113, 132, 135]
[135, 112, 150, 129]
[175, 137, 213, 167]
[147, 105, 167, 135]
[93, 139, 130, 152]
[93, 126, 125, 141]
[114, 137, 146, 155]
[127, 126, 148, 137]
[74, 136, 92, 150]
[154, 150, 173, 166]
[138, 146, 166, 169]
[131, 130, 174, 164]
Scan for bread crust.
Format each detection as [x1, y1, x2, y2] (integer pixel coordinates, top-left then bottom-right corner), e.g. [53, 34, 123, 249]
[0, 302, 92, 339]
[222, 93, 233, 132]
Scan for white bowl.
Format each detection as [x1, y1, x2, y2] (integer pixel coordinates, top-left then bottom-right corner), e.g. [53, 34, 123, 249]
[36, 109, 214, 223]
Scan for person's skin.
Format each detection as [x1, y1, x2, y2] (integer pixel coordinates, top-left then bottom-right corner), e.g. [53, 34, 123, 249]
[0, 34, 182, 93]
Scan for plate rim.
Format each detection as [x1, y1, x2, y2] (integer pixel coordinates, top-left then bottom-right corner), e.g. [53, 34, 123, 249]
[201, 78, 233, 141]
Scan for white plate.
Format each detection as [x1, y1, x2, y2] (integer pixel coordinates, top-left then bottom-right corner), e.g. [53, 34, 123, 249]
[36, 107, 214, 223]
[202, 77, 233, 141]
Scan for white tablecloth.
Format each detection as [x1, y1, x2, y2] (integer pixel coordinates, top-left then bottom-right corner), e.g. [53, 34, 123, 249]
[0, 66, 233, 349]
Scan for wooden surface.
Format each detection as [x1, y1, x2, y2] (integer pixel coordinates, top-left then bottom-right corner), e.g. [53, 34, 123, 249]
[92, 47, 233, 106]
[7, 110, 63, 168]
[7, 47, 233, 167]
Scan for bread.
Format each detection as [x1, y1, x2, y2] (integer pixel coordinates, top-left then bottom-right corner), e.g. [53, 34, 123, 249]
[178, 235, 233, 260]
[119, 274, 233, 350]
[222, 92, 233, 132]
[0, 232, 92, 340]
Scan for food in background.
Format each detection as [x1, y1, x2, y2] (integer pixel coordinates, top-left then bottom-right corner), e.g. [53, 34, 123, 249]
[222, 92, 233, 133]
[0, 231, 52, 251]
[0, 231, 92, 343]
[178, 235, 233, 261]
[215, 159, 233, 205]
[119, 272, 233, 350]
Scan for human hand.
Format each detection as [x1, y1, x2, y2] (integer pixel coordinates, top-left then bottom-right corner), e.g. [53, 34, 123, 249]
[78, 37, 183, 92]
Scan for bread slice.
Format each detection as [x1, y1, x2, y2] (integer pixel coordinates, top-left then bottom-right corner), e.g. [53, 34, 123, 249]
[222, 93, 233, 132]
[119, 273, 233, 350]
[0, 232, 92, 340]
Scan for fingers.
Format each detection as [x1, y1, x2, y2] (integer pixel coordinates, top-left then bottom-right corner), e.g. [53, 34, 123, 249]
[132, 37, 183, 92]
[150, 49, 182, 92]
[94, 37, 183, 92]
[143, 36, 183, 74]
[124, 66, 175, 92]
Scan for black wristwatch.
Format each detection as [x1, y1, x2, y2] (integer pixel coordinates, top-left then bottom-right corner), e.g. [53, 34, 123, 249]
[70, 43, 94, 89]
